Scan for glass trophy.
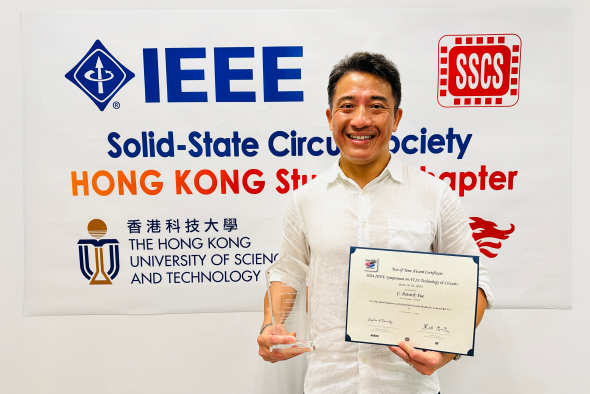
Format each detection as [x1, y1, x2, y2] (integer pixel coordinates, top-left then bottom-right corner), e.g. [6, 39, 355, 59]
[265, 254, 315, 354]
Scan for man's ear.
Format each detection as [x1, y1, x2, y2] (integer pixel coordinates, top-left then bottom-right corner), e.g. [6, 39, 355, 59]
[392, 108, 403, 131]
[326, 108, 333, 131]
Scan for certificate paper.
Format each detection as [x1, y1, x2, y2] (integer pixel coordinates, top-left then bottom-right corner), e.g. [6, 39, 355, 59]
[345, 247, 479, 356]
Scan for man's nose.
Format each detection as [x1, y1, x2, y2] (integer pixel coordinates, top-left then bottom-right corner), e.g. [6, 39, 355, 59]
[350, 106, 372, 128]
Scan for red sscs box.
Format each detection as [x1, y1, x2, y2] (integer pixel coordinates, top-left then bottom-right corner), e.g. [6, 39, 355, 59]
[437, 34, 522, 107]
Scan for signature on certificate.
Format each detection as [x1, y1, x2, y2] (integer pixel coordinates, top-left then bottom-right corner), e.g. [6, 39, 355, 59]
[423, 324, 451, 334]
[368, 317, 393, 324]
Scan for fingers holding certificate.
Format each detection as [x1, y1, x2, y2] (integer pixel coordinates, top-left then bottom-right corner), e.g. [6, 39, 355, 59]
[345, 247, 479, 356]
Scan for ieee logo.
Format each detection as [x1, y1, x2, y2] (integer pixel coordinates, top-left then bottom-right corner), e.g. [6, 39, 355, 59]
[364, 259, 379, 272]
[65, 40, 135, 111]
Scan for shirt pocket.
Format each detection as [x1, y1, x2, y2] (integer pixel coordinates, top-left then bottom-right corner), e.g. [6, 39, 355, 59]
[387, 218, 433, 252]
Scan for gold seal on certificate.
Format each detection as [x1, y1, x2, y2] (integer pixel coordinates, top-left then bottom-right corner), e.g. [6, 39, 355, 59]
[265, 254, 315, 354]
[345, 247, 479, 356]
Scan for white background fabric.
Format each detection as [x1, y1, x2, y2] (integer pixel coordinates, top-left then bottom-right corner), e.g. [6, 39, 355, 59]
[23, 8, 570, 315]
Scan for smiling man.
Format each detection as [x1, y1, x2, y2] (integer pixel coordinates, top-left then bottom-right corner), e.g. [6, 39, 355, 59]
[257, 52, 493, 394]
[326, 68, 402, 189]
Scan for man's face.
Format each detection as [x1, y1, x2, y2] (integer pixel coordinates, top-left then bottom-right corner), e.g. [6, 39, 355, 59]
[326, 71, 402, 170]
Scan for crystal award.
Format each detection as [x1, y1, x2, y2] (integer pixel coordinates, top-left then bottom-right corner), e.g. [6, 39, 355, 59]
[265, 254, 315, 354]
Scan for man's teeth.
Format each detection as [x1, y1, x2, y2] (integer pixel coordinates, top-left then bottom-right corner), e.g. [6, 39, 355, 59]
[348, 135, 374, 140]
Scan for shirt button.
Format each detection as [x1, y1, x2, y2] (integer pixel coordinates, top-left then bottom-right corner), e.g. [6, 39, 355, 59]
[362, 222, 366, 228]
[362, 190, 366, 195]
[362, 357, 367, 363]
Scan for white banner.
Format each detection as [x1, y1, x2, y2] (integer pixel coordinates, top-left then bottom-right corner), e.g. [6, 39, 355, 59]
[22, 9, 571, 315]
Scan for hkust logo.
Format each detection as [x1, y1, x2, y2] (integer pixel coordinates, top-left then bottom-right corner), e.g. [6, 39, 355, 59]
[65, 40, 135, 111]
[77, 219, 120, 285]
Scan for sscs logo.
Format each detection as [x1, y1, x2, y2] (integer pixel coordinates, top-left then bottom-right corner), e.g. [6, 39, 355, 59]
[438, 34, 522, 107]
[77, 219, 120, 285]
[65, 40, 135, 111]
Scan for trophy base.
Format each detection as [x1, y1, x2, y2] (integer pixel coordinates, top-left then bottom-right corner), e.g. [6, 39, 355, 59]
[271, 340, 315, 354]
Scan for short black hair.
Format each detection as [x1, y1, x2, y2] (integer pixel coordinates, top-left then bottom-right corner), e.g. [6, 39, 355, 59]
[327, 52, 401, 113]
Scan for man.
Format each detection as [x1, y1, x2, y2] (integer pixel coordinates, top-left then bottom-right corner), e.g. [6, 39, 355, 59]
[257, 52, 493, 393]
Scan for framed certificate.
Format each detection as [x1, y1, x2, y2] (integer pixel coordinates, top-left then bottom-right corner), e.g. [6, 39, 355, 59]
[345, 247, 479, 356]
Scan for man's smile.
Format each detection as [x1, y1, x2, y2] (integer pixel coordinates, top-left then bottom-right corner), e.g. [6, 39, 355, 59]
[347, 134, 376, 140]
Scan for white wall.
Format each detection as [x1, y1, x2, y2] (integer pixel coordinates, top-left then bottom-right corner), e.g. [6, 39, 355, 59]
[2, 1, 588, 393]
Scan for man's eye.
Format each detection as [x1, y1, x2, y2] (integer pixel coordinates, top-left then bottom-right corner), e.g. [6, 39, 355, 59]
[341, 104, 353, 109]
[372, 104, 385, 109]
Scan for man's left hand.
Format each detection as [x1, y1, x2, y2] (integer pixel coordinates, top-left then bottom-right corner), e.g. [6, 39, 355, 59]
[387, 341, 455, 376]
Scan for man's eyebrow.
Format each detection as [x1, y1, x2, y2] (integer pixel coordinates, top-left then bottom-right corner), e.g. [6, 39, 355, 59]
[335, 95, 391, 104]
[336, 95, 355, 102]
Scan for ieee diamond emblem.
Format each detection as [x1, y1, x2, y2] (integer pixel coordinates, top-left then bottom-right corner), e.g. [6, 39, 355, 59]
[65, 40, 134, 111]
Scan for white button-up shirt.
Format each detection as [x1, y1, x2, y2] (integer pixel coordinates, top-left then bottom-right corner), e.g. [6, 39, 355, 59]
[278, 153, 493, 394]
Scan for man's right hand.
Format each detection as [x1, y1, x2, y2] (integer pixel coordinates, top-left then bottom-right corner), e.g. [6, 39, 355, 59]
[257, 326, 305, 363]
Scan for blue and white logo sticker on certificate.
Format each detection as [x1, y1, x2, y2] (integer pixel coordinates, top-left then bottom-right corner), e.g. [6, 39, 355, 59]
[345, 247, 479, 356]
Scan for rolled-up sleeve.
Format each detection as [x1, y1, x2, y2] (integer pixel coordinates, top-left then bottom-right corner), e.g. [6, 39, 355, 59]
[436, 184, 494, 309]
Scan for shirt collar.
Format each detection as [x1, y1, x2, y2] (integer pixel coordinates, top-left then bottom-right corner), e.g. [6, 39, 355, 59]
[324, 152, 404, 184]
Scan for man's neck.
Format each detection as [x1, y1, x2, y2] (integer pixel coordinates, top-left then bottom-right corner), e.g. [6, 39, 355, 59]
[339, 154, 390, 189]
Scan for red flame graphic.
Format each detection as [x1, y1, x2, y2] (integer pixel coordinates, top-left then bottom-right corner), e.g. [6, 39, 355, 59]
[469, 217, 515, 258]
